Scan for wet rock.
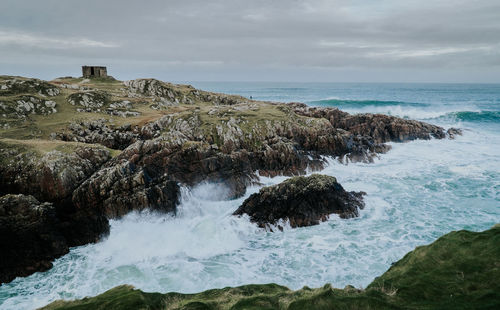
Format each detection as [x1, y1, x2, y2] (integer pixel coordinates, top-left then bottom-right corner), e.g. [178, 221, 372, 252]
[292, 104, 446, 143]
[233, 174, 365, 229]
[0, 194, 109, 284]
[0, 194, 68, 283]
[72, 139, 254, 217]
[446, 127, 462, 139]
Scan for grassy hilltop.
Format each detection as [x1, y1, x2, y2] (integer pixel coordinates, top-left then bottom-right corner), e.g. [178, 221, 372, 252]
[41, 225, 500, 310]
[0, 75, 288, 153]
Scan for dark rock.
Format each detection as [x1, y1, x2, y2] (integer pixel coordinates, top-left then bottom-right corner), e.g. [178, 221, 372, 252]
[55, 119, 140, 150]
[0, 194, 109, 284]
[292, 104, 446, 143]
[446, 127, 462, 139]
[0, 194, 68, 284]
[0, 144, 111, 202]
[233, 174, 365, 229]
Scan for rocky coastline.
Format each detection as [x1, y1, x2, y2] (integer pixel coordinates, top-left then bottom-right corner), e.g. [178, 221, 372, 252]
[0, 75, 461, 284]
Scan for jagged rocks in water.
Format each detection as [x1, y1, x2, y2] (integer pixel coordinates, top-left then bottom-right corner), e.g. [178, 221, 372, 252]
[446, 127, 463, 139]
[0, 194, 68, 284]
[291, 104, 449, 143]
[233, 174, 365, 229]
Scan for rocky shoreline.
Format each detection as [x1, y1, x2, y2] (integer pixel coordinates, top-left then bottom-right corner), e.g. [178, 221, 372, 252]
[234, 174, 366, 229]
[0, 76, 461, 284]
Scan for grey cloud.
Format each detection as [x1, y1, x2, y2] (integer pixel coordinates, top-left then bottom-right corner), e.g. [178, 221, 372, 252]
[0, 0, 499, 82]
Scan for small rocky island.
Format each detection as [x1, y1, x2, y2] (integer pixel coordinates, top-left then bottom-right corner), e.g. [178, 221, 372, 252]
[234, 174, 365, 229]
[0, 74, 460, 284]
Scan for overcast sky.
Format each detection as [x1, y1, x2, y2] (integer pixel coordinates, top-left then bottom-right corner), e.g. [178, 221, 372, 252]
[1, 0, 499, 82]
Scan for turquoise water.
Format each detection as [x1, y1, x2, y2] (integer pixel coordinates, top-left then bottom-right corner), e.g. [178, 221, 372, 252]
[1, 83, 499, 309]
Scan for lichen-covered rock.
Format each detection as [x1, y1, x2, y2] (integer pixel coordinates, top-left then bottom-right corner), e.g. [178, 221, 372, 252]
[233, 174, 365, 229]
[0, 193, 109, 284]
[68, 91, 110, 110]
[66, 92, 141, 116]
[55, 119, 140, 150]
[0, 95, 57, 118]
[0, 78, 60, 97]
[0, 194, 68, 283]
[124, 78, 250, 106]
[124, 79, 190, 105]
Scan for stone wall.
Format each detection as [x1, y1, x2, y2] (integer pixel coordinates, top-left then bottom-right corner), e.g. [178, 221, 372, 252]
[82, 66, 107, 78]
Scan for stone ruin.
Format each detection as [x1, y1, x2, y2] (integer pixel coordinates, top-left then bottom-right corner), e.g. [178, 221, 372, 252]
[82, 66, 107, 78]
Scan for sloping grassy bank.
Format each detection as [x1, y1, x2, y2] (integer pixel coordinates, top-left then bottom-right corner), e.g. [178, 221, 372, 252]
[40, 225, 500, 310]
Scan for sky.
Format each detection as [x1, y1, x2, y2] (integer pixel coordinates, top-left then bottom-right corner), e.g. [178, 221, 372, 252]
[0, 0, 499, 83]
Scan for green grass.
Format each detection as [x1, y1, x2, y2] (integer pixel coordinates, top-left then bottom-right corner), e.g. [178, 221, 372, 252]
[40, 225, 500, 310]
[0, 138, 120, 160]
[368, 224, 500, 309]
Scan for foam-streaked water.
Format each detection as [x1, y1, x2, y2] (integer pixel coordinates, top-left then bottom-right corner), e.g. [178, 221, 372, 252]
[1, 83, 499, 309]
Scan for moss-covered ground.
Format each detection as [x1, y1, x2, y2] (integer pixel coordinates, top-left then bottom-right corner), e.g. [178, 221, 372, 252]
[40, 225, 500, 310]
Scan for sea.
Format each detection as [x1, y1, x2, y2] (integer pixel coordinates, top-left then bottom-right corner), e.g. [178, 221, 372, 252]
[1, 82, 499, 309]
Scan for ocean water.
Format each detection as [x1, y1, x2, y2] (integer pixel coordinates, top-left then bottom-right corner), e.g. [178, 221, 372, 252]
[1, 83, 499, 309]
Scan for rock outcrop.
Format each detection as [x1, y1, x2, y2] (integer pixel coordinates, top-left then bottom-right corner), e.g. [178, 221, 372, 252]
[55, 119, 141, 150]
[233, 174, 365, 229]
[0, 78, 60, 97]
[291, 103, 447, 143]
[0, 143, 111, 202]
[0, 193, 109, 284]
[0, 194, 68, 283]
[0, 95, 57, 118]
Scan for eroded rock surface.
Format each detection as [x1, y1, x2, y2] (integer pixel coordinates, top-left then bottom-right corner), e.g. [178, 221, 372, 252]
[0, 143, 111, 202]
[233, 174, 365, 229]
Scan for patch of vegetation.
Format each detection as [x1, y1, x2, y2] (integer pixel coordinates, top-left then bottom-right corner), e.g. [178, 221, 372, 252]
[368, 224, 500, 309]
[0, 138, 120, 159]
[40, 225, 500, 310]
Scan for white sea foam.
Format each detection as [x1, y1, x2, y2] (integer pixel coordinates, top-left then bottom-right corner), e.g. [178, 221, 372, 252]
[341, 104, 482, 121]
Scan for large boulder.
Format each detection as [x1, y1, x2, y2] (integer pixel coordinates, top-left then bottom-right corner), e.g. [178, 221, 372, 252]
[233, 174, 365, 229]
